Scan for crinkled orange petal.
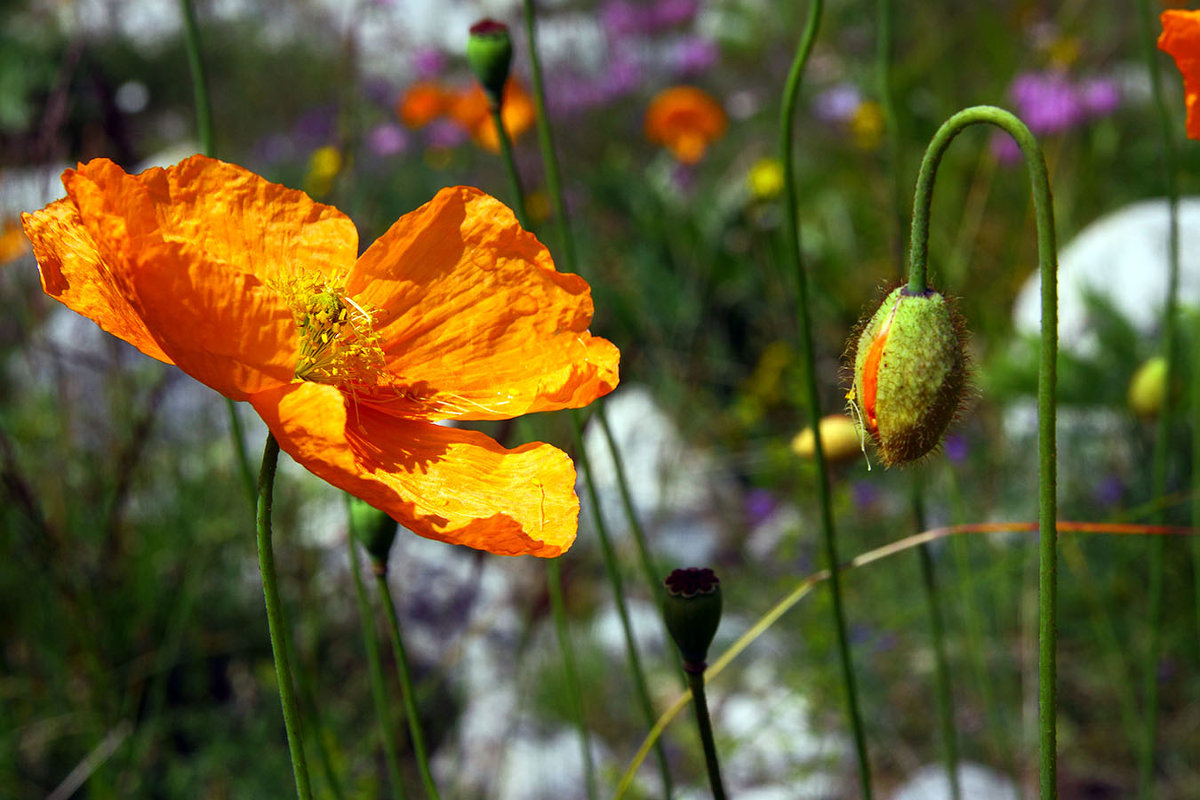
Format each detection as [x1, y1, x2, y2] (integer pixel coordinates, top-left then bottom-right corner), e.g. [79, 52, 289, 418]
[346, 186, 619, 420]
[1160, 10, 1200, 140]
[251, 382, 579, 556]
[22, 197, 173, 364]
[56, 157, 358, 399]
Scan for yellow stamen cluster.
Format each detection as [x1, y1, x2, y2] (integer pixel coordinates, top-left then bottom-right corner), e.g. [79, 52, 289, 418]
[272, 270, 386, 389]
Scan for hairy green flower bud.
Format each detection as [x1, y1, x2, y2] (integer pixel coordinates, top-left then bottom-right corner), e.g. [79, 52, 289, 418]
[848, 286, 967, 466]
[663, 567, 723, 672]
[467, 19, 513, 106]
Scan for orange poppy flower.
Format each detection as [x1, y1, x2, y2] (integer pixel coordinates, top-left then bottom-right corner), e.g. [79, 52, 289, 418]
[1160, 10, 1200, 140]
[22, 155, 619, 556]
[644, 86, 727, 164]
[397, 81, 449, 129]
[450, 80, 537, 153]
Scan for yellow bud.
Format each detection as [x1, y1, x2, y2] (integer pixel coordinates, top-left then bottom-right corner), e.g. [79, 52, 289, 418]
[791, 414, 863, 463]
[1128, 356, 1168, 419]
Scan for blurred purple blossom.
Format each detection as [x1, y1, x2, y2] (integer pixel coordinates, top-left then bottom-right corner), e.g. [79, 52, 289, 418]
[412, 47, 448, 80]
[425, 118, 467, 149]
[992, 71, 1121, 163]
[1092, 474, 1124, 508]
[815, 84, 862, 124]
[669, 36, 719, 75]
[366, 123, 407, 157]
[852, 480, 881, 511]
[601, 0, 645, 36]
[293, 105, 338, 148]
[943, 433, 969, 465]
[745, 488, 780, 528]
[650, 0, 699, 28]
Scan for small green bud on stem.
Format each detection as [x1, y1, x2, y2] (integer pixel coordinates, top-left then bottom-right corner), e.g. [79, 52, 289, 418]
[467, 19, 513, 108]
[664, 567, 723, 672]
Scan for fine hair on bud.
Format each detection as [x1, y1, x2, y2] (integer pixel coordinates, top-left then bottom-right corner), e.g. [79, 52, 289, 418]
[845, 284, 969, 467]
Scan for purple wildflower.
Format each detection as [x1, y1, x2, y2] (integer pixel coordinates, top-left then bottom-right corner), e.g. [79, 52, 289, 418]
[1010, 71, 1084, 135]
[412, 47, 447, 80]
[745, 488, 780, 528]
[600, 0, 645, 36]
[942, 433, 969, 464]
[815, 84, 862, 124]
[425, 118, 467, 149]
[366, 123, 407, 157]
[670, 36, 719, 75]
[649, 0, 699, 29]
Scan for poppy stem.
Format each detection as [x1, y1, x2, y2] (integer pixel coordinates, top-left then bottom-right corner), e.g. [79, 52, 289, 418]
[779, 3, 876, 798]
[179, 0, 213, 157]
[907, 106, 1059, 798]
[521, 0, 579, 272]
[1134, 2, 1182, 796]
[345, 500, 408, 800]
[255, 433, 314, 800]
[685, 667, 727, 800]
[490, 104, 528, 224]
[571, 410, 676, 797]
[911, 478, 961, 800]
[373, 570, 442, 800]
[516, 0, 675, 698]
[545, 557, 600, 800]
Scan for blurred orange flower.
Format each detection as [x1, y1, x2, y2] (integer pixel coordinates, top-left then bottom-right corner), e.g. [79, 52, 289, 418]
[644, 86, 727, 164]
[1159, 10, 1200, 139]
[397, 81, 449, 128]
[450, 80, 537, 153]
[22, 156, 619, 556]
[1, 215, 29, 264]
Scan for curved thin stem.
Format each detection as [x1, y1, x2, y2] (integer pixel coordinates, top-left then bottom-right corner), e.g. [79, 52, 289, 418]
[179, 0, 213, 157]
[490, 105, 528, 225]
[779, 2, 874, 798]
[1135, 3, 1181, 796]
[255, 433, 314, 800]
[545, 558, 599, 800]
[522, 0, 578, 273]
[346, 503, 407, 800]
[912, 479, 961, 800]
[570, 410, 675, 797]
[374, 572, 441, 800]
[686, 668, 727, 800]
[906, 105, 1058, 798]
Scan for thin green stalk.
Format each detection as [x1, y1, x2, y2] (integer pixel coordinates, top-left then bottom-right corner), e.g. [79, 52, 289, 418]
[179, 0, 213, 157]
[522, 0, 577, 273]
[878, 3, 957, 791]
[492, 61, 673, 794]
[875, 0, 907, 279]
[779, 3, 873, 797]
[374, 572, 441, 800]
[346, 510, 407, 800]
[178, 0, 259, 510]
[487, 64, 604, 800]
[490, 105, 528, 223]
[516, 0, 673, 672]
[911, 479, 960, 800]
[571, 410, 675, 797]
[255, 433, 314, 800]
[906, 106, 1058, 798]
[289, 621, 348, 800]
[946, 470, 1021, 789]
[686, 669, 727, 800]
[545, 558, 599, 800]
[1135, 3, 1181, 795]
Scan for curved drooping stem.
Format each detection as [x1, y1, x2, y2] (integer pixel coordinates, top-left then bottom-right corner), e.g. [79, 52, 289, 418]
[778, 1, 877, 797]
[906, 105, 1059, 798]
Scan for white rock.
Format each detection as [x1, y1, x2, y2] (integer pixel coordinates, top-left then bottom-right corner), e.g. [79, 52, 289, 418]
[1013, 198, 1200, 355]
[890, 762, 1020, 800]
